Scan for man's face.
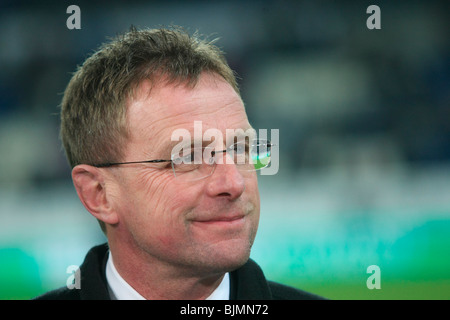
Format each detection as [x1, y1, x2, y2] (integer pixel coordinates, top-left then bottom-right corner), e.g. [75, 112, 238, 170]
[109, 73, 260, 275]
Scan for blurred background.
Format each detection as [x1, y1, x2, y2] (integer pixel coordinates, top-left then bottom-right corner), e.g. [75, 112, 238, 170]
[0, 0, 449, 299]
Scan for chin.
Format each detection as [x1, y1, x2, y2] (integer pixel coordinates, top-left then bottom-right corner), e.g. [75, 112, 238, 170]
[195, 238, 254, 274]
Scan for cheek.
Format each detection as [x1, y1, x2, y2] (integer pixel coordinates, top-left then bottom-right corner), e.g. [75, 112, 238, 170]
[245, 174, 260, 204]
[135, 171, 198, 215]
[124, 170, 200, 238]
[132, 170, 176, 211]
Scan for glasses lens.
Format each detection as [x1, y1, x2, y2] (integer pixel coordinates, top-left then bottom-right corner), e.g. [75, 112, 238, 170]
[251, 142, 271, 170]
[171, 140, 273, 181]
[171, 147, 215, 181]
[249, 140, 271, 170]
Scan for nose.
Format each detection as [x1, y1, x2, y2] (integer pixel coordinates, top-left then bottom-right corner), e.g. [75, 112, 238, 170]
[205, 158, 246, 200]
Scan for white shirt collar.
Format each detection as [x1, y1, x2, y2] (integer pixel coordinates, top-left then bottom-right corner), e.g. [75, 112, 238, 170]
[105, 252, 230, 300]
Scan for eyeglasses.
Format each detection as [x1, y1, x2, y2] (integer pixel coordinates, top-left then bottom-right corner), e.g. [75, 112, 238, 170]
[92, 139, 274, 182]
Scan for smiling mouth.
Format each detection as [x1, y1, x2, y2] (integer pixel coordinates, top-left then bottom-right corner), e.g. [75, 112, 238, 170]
[190, 203, 255, 228]
[191, 215, 246, 227]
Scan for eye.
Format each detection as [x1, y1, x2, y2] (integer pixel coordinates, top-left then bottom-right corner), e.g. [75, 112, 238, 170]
[164, 162, 173, 169]
[231, 142, 248, 154]
[183, 148, 206, 163]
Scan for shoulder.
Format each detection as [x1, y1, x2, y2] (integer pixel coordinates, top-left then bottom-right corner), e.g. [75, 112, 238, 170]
[231, 259, 326, 300]
[32, 243, 110, 300]
[268, 281, 326, 300]
[33, 286, 81, 300]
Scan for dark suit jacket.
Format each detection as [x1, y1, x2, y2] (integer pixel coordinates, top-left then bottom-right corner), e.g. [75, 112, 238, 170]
[34, 243, 324, 300]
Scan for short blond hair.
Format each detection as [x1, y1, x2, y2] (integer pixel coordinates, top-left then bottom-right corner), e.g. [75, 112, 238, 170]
[60, 26, 239, 169]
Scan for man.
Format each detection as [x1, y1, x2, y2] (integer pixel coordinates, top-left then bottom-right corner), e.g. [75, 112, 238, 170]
[35, 27, 323, 300]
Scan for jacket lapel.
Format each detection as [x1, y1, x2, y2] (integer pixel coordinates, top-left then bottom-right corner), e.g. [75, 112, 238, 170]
[79, 243, 111, 300]
[230, 258, 272, 299]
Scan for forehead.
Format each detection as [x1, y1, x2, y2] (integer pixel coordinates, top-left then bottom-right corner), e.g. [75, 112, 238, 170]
[127, 73, 251, 147]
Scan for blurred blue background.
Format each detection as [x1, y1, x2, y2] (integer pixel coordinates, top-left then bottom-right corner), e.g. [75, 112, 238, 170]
[0, 0, 449, 299]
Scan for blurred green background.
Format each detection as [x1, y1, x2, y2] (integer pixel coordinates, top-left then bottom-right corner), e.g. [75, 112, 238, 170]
[0, 0, 449, 300]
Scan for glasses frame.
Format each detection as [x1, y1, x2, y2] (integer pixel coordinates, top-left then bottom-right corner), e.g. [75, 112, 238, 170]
[91, 140, 274, 180]
[92, 159, 171, 168]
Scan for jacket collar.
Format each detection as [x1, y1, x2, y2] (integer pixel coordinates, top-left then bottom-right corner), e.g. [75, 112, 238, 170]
[79, 243, 110, 300]
[229, 257, 272, 299]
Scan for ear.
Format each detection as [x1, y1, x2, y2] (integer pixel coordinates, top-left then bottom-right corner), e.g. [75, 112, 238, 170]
[72, 165, 119, 226]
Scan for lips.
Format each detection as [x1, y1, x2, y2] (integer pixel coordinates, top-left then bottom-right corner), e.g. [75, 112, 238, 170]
[189, 213, 247, 229]
[189, 203, 254, 227]
[194, 214, 244, 222]
[193, 214, 245, 223]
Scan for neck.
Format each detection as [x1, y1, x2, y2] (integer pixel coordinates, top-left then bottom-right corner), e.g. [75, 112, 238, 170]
[107, 235, 226, 300]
